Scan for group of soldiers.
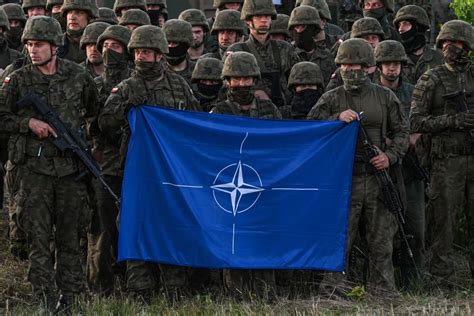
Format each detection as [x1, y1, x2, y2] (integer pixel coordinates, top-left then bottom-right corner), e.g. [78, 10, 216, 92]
[0, 0, 472, 312]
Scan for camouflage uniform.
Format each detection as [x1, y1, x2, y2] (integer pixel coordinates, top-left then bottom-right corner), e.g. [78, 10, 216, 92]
[0, 16, 98, 307]
[47, 0, 66, 32]
[145, 0, 168, 27]
[87, 25, 132, 295]
[361, 0, 400, 41]
[0, 8, 22, 71]
[95, 7, 119, 25]
[410, 21, 474, 285]
[178, 9, 210, 61]
[211, 52, 281, 300]
[113, 0, 146, 18]
[296, 0, 343, 44]
[191, 57, 224, 112]
[2, 3, 26, 52]
[269, 14, 291, 42]
[309, 38, 409, 293]
[22, 0, 47, 15]
[79, 22, 109, 78]
[98, 25, 201, 295]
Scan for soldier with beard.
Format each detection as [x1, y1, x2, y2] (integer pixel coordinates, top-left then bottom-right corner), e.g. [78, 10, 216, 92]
[288, 5, 336, 86]
[119, 8, 150, 31]
[87, 24, 132, 296]
[410, 20, 474, 289]
[269, 14, 291, 42]
[2, 3, 26, 52]
[192, 57, 224, 112]
[360, 0, 399, 41]
[80, 22, 108, 77]
[288, 61, 324, 119]
[0, 8, 22, 72]
[47, 0, 66, 32]
[59, 0, 99, 64]
[146, 0, 167, 27]
[95, 7, 119, 25]
[179, 9, 210, 61]
[22, 0, 47, 18]
[393, 5, 443, 85]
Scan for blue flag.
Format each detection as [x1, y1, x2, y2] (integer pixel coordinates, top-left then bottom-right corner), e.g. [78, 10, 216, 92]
[118, 106, 359, 271]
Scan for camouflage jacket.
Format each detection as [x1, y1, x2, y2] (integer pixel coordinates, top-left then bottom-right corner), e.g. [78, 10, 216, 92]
[308, 81, 409, 165]
[374, 76, 414, 117]
[58, 33, 87, 64]
[403, 44, 443, 85]
[210, 97, 282, 119]
[168, 56, 196, 89]
[0, 44, 23, 72]
[80, 59, 103, 78]
[0, 57, 99, 176]
[294, 46, 337, 86]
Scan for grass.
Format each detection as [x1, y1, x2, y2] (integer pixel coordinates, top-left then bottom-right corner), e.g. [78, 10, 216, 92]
[1, 210, 474, 315]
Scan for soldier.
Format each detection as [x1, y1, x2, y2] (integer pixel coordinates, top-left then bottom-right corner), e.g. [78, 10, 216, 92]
[119, 8, 150, 31]
[98, 25, 200, 300]
[22, 0, 47, 18]
[47, 0, 66, 31]
[202, 9, 245, 60]
[178, 9, 210, 61]
[145, 0, 167, 27]
[191, 57, 224, 111]
[0, 8, 22, 72]
[207, 0, 245, 54]
[269, 14, 291, 42]
[95, 7, 119, 25]
[410, 20, 474, 288]
[393, 5, 443, 85]
[211, 51, 281, 300]
[87, 24, 132, 295]
[226, 0, 300, 111]
[59, 0, 99, 64]
[296, 0, 344, 40]
[288, 5, 336, 86]
[2, 3, 27, 52]
[163, 19, 196, 87]
[288, 61, 324, 119]
[0, 16, 98, 311]
[80, 22, 108, 77]
[361, 0, 399, 41]
[308, 38, 408, 295]
[113, 0, 146, 23]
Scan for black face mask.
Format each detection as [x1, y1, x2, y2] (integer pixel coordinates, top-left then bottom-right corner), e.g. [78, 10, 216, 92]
[147, 9, 162, 26]
[293, 25, 317, 51]
[443, 44, 471, 72]
[291, 89, 322, 116]
[0, 33, 6, 48]
[103, 48, 127, 68]
[228, 86, 254, 105]
[5, 26, 23, 45]
[399, 25, 426, 54]
[363, 7, 385, 20]
[197, 82, 222, 97]
[166, 43, 188, 66]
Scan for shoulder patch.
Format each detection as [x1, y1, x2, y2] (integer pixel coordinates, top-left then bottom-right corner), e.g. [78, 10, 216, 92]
[3, 76, 10, 84]
[111, 87, 119, 93]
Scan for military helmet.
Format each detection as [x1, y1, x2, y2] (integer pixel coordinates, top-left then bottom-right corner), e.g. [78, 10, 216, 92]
[80, 21, 109, 49]
[350, 17, 384, 39]
[222, 51, 260, 78]
[22, 0, 47, 11]
[335, 38, 375, 66]
[146, 0, 167, 7]
[21, 15, 64, 46]
[2, 3, 26, 24]
[393, 5, 429, 30]
[113, 0, 146, 16]
[97, 24, 132, 52]
[119, 8, 150, 26]
[374, 40, 407, 64]
[288, 5, 321, 30]
[213, 0, 243, 9]
[211, 9, 245, 35]
[288, 61, 324, 88]
[46, 0, 63, 11]
[95, 7, 118, 25]
[192, 57, 224, 83]
[269, 14, 290, 38]
[241, 0, 277, 21]
[360, 0, 393, 13]
[178, 9, 209, 32]
[61, 0, 99, 18]
[0, 8, 10, 31]
[436, 20, 474, 51]
[163, 19, 193, 46]
[297, 0, 331, 20]
[128, 24, 168, 53]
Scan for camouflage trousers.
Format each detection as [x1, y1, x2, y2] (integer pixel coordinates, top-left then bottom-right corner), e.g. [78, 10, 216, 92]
[426, 155, 474, 282]
[223, 269, 276, 299]
[86, 176, 122, 294]
[126, 261, 187, 292]
[16, 163, 88, 296]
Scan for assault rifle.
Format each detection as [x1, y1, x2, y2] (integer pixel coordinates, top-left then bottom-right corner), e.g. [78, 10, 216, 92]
[358, 113, 419, 276]
[17, 92, 120, 204]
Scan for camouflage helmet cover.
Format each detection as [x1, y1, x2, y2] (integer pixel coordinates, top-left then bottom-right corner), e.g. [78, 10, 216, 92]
[297, 0, 331, 20]
[128, 24, 168, 53]
[192, 57, 224, 82]
[61, 0, 99, 18]
[95, 7, 118, 25]
[113, 0, 147, 16]
[335, 38, 376, 66]
[97, 24, 132, 51]
[350, 17, 384, 39]
[46, 0, 63, 10]
[436, 19, 473, 51]
[212, 9, 245, 34]
[21, 15, 64, 46]
[213, 0, 244, 9]
[178, 9, 209, 32]
[2, 3, 27, 23]
[393, 5, 430, 29]
[146, 0, 167, 7]
[288, 5, 321, 29]
[241, 0, 277, 21]
[22, 0, 47, 11]
[222, 51, 260, 78]
[374, 40, 408, 64]
[0, 7, 10, 31]
[119, 8, 150, 26]
[162, 19, 193, 46]
[288, 61, 324, 88]
[269, 14, 290, 38]
[80, 21, 109, 48]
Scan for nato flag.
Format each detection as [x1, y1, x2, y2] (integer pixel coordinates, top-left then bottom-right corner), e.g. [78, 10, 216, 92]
[118, 106, 358, 271]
